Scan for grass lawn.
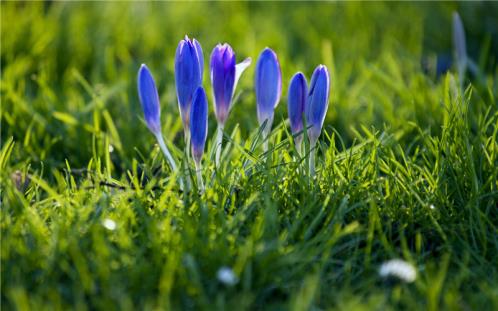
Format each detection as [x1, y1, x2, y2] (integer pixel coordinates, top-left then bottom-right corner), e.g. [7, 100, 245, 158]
[1, 2, 497, 310]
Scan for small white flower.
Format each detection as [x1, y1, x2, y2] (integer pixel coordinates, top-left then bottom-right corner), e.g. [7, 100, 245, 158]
[102, 218, 117, 231]
[379, 259, 417, 283]
[429, 204, 435, 210]
[108, 145, 114, 153]
[217, 266, 238, 286]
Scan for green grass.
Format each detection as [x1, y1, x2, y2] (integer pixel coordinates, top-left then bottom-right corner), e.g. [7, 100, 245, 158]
[1, 2, 498, 310]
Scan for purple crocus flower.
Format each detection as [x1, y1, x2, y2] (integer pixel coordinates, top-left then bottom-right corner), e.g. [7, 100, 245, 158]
[175, 35, 204, 133]
[138, 64, 161, 135]
[190, 87, 208, 165]
[255, 48, 281, 125]
[306, 65, 330, 144]
[210, 43, 251, 125]
[190, 86, 208, 192]
[255, 47, 281, 151]
[137, 64, 177, 172]
[287, 72, 308, 151]
[305, 65, 330, 176]
[210, 43, 251, 165]
[211, 44, 235, 125]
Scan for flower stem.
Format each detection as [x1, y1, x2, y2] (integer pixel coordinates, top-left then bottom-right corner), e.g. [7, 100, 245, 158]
[184, 130, 192, 191]
[295, 135, 303, 157]
[155, 133, 177, 171]
[215, 124, 224, 167]
[309, 149, 316, 177]
[155, 133, 184, 190]
[184, 129, 191, 161]
[309, 137, 317, 177]
[194, 160, 205, 194]
[262, 119, 272, 153]
[263, 141, 269, 153]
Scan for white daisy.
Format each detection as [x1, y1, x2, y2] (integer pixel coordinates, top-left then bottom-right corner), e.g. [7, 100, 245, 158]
[379, 259, 417, 283]
[102, 218, 117, 231]
[217, 266, 238, 286]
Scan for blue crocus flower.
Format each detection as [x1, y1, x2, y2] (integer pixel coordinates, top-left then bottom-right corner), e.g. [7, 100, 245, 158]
[210, 43, 251, 124]
[287, 72, 308, 151]
[175, 35, 204, 133]
[210, 43, 251, 165]
[190, 86, 208, 163]
[211, 44, 235, 125]
[137, 64, 177, 172]
[255, 47, 281, 151]
[305, 65, 330, 176]
[190, 86, 208, 192]
[138, 64, 161, 135]
[306, 65, 330, 144]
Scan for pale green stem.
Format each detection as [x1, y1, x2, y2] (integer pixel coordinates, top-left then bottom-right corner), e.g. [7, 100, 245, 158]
[309, 137, 317, 177]
[184, 129, 191, 161]
[262, 119, 272, 153]
[194, 160, 205, 194]
[295, 135, 303, 157]
[263, 140, 269, 153]
[184, 131, 192, 191]
[215, 124, 224, 167]
[309, 150, 316, 177]
[155, 133, 177, 171]
[155, 133, 184, 190]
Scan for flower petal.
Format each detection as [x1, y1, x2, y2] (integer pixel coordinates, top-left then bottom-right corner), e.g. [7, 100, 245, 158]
[288, 72, 308, 134]
[306, 65, 330, 141]
[233, 57, 252, 97]
[137, 64, 161, 134]
[190, 86, 208, 163]
[210, 44, 235, 124]
[255, 48, 281, 125]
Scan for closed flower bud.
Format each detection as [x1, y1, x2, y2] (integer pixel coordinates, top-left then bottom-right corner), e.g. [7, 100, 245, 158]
[175, 35, 204, 131]
[190, 86, 208, 164]
[137, 64, 161, 134]
[137, 64, 178, 173]
[288, 72, 308, 135]
[255, 47, 282, 127]
[306, 65, 330, 143]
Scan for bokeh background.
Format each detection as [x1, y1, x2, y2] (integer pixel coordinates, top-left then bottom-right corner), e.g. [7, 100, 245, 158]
[2, 1, 497, 170]
[2, 2, 498, 310]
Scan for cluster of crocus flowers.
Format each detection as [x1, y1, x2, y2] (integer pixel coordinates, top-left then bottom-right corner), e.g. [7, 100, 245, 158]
[175, 35, 204, 150]
[137, 35, 331, 192]
[287, 65, 330, 176]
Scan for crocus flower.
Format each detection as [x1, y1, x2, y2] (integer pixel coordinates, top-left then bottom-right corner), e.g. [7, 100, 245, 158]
[255, 47, 281, 151]
[190, 86, 208, 192]
[306, 65, 330, 144]
[287, 72, 308, 152]
[305, 65, 330, 176]
[175, 35, 204, 134]
[138, 64, 161, 135]
[210, 43, 251, 165]
[137, 64, 177, 172]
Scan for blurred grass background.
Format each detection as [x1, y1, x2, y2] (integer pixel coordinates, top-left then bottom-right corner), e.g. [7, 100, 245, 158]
[1, 1, 498, 310]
